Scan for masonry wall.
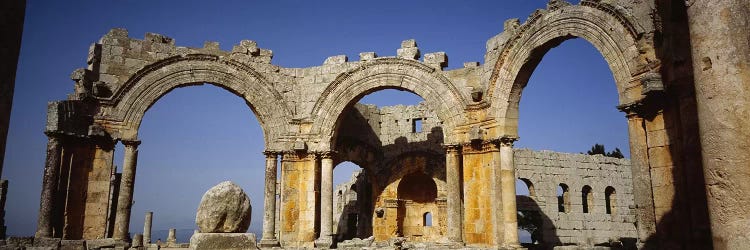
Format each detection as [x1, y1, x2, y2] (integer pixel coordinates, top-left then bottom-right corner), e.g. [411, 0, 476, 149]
[514, 149, 637, 246]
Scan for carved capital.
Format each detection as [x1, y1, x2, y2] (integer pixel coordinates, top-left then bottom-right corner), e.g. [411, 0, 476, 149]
[318, 151, 337, 159]
[263, 151, 279, 158]
[443, 144, 462, 154]
[121, 139, 141, 147]
[617, 100, 644, 117]
[499, 136, 518, 147]
[617, 98, 661, 119]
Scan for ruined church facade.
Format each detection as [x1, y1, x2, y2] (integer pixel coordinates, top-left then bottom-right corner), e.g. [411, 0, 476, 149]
[32, 0, 750, 249]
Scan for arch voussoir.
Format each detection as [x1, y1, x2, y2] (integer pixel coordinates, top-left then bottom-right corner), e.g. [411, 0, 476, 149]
[487, 4, 649, 136]
[100, 56, 292, 149]
[309, 58, 468, 151]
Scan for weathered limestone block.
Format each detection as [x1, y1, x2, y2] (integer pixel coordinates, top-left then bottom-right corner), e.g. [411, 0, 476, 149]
[397, 39, 420, 60]
[131, 234, 143, 248]
[189, 233, 258, 250]
[337, 236, 375, 249]
[203, 41, 220, 51]
[359, 52, 377, 61]
[196, 181, 252, 233]
[464, 62, 480, 68]
[59, 240, 85, 250]
[82, 238, 117, 249]
[167, 229, 176, 245]
[424, 52, 448, 70]
[324, 55, 347, 65]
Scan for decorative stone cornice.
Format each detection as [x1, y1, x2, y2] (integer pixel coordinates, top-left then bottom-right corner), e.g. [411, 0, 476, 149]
[461, 140, 500, 153]
[616, 93, 663, 119]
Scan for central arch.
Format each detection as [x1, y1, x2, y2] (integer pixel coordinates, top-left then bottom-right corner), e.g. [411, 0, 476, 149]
[310, 58, 468, 150]
[99, 55, 292, 150]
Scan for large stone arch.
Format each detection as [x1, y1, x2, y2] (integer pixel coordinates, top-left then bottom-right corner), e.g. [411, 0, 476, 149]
[97, 54, 292, 150]
[487, 2, 654, 136]
[310, 58, 468, 150]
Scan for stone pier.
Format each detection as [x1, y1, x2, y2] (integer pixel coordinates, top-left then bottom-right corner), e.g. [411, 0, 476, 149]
[687, 0, 750, 248]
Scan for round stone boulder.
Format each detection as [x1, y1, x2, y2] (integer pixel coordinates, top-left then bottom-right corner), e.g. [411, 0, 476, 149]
[196, 181, 252, 233]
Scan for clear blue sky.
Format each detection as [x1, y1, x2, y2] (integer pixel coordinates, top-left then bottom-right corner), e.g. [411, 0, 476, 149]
[5, 0, 627, 239]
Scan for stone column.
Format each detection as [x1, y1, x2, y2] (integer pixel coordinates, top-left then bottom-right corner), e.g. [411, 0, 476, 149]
[315, 151, 334, 248]
[35, 133, 63, 238]
[444, 144, 463, 243]
[113, 140, 140, 241]
[143, 212, 153, 245]
[260, 151, 279, 247]
[499, 137, 519, 247]
[687, 1, 750, 248]
[623, 112, 657, 247]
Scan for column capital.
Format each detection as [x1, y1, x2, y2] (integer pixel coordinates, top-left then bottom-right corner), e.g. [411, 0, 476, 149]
[486, 136, 518, 148]
[443, 144, 462, 153]
[318, 151, 337, 159]
[498, 136, 517, 147]
[616, 94, 664, 119]
[121, 140, 141, 147]
[263, 151, 280, 158]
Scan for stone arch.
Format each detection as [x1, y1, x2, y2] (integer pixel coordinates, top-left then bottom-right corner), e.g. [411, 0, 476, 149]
[605, 186, 616, 215]
[310, 58, 468, 150]
[487, 2, 653, 136]
[97, 54, 292, 150]
[558, 183, 570, 213]
[398, 172, 438, 203]
[518, 178, 536, 197]
[582, 185, 593, 213]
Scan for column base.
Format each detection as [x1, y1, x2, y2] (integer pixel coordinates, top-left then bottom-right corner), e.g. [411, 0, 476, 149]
[314, 236, 333, 249]
[258, 238, 280, 248]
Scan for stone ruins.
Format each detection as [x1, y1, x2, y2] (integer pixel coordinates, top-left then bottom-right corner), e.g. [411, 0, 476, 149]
[0, 0, 747, 249]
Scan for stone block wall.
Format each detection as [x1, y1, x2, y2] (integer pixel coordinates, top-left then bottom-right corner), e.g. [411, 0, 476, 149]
[514, 149, 637, 246]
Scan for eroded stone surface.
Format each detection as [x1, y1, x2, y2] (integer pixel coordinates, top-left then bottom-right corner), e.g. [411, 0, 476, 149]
[196, 181, 252, 233]
[189, 233, 258, 250]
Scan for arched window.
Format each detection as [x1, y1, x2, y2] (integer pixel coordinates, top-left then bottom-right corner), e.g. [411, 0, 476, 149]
[605, 186, 616, 215]
[582, 185, 593, 213]
[557, 183, 570, 212]
[518, 178, 536, 197]
[423, 212, 433, 227]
